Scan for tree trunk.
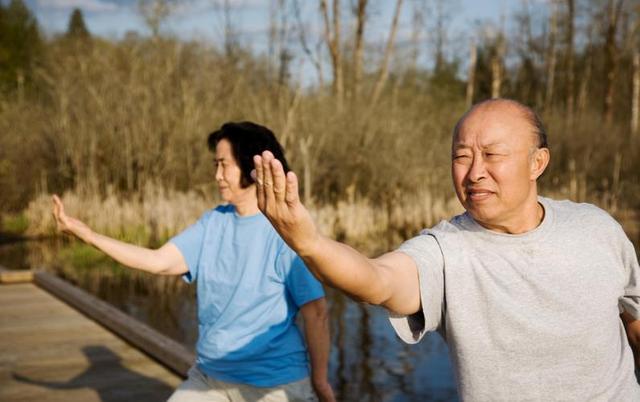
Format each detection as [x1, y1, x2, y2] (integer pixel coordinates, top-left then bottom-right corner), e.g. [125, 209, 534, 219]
[632, 49, 640, 139]
[545, 1, 558, 111]
[352, 0, 367, 101]
[604, 0, 625, 125]
[491, 34, 505, 99]
[370, 0, 403, 106]
[566, 0, 575, 126]
[577, 25, 595, 116]
[293, 0, 325, 88]
[466, 39, 477, 107]
[320, 0, 343, 109]
[409, 3, 423, 74]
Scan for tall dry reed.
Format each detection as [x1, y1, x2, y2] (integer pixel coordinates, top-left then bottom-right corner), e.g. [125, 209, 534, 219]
[26, 183, 462, 254]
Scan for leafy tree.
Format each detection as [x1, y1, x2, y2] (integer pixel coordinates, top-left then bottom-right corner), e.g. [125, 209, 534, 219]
[66, 8, 90, 40]
[0, 0, 42, 92]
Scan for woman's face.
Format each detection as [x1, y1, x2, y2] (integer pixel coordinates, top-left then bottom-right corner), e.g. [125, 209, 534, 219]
[214, 139, 253, 204]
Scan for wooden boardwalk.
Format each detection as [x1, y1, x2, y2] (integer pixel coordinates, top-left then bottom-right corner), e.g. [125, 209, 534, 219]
[0, 281, 182, 402]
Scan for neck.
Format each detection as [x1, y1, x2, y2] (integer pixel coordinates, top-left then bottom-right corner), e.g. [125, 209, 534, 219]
[476, 190, 544, 234]
[481, 201, 544, 234]
[232, 187, 259, 216]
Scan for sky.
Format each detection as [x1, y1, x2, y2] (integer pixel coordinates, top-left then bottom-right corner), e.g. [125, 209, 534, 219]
[23, 0, 541, 84]
[25, 0, 520, 43]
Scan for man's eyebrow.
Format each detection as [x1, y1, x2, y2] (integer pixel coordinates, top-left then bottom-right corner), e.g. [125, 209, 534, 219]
[452, 143, 471, 150]
[453, 142, 508, 150]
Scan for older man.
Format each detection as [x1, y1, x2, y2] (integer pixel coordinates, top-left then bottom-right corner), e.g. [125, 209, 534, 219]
[253, 99, 640, 400]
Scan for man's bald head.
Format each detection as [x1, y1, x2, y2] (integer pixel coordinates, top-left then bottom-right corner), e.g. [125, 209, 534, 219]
[453, 99, 548, 150]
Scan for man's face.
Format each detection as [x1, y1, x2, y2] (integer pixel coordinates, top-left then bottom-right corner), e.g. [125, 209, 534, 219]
[215, 139, 253, 204]
[451, 104, 546, 232]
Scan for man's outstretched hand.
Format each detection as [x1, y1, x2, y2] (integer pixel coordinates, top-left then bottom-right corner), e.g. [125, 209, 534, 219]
[253, 151, 320, 257]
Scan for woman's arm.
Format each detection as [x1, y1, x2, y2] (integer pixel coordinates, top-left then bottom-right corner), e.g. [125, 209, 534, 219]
[621, 311, 640, 367]
[300, 297, 335, 402]
[52, 195, 188, 275]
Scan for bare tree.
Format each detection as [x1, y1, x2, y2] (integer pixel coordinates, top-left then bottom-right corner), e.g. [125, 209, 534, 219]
[370, 0, 404, 106]
[466, 39, 477, 107]
[632, 48, 639, 138]
[137, 0, 174, 37]
[293, 0, 325, 88]
[351, 0, 368, 100]
[545, 1, 559, 111]
[566, 0, 575, 125]
[577, 24, 596, 116]
[432, 0, 446, 72]
[603, 0, 626, 125]
[212, 0, 240, 59]
[409, 2, 424, 73]
[491, 32, 506, 99]
[320, 0, 344, 108]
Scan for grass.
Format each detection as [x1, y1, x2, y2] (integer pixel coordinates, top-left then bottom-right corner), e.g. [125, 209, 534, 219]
[58, 243, 115, 271]
[1, 213, 29, 235]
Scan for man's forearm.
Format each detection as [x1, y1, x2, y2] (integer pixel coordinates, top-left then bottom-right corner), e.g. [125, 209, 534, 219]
[299, 235, 391, 306]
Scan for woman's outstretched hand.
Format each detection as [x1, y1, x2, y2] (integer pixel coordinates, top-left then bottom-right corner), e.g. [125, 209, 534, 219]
[253, 151, 320, 257]
[52, 195, 93, 242]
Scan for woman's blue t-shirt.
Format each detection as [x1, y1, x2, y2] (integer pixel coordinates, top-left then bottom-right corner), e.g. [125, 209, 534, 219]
[170, 205, 324, 387]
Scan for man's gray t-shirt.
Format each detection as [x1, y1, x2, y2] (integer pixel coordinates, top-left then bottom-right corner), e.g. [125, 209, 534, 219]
[389, 197, 640, 401]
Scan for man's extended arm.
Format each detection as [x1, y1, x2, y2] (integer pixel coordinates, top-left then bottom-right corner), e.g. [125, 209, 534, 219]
[253, 152, 420, 315]
[300, 298, 335, 402]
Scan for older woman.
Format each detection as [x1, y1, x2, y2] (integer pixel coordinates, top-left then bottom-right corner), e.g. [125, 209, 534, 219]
[53, 122, 334, 402]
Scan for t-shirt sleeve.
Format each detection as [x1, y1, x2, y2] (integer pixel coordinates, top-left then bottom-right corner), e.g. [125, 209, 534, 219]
[278, 246, 325, 307]
[618, 229, 640, 319]
[169, 212, 209, 284]
[388, 232, 445, 344]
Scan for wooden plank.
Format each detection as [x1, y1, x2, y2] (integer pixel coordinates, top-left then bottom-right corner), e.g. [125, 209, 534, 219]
[0, 268, 33, 284]
[0, 283, 180, 402]
[33, 271, 195, 377]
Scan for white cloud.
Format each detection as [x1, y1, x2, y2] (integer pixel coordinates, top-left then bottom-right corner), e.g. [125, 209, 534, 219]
[37, 0, 120, 12]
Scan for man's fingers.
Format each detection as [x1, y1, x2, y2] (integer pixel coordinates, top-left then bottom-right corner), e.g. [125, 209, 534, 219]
[261, 151, 276, 208]
[253, 155, 265, 209]
[270, 158, 286, 203]
[285, 171, 300, 205]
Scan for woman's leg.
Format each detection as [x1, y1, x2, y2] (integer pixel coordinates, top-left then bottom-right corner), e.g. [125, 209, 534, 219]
[230, 377, 317, 402]
[167, 366, 230, 402]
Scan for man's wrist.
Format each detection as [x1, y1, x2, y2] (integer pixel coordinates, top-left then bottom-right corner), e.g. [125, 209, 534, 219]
[296, 232, 323, 259]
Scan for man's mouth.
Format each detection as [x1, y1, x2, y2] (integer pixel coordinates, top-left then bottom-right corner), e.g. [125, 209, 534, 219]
[466, 188, 494, 201]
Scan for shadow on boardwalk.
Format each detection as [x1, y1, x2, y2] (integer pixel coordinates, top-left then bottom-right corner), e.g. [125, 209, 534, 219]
[13, 345, 174, 402]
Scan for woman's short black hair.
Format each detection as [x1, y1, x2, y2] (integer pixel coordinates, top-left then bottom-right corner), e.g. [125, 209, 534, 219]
[207, 122, 291, 188]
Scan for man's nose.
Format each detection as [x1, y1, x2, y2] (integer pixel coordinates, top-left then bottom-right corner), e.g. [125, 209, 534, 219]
[467, 155, 486, 182]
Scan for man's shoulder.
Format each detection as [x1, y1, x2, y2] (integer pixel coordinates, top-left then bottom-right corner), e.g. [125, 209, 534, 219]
[422, 213, 471, 235]
[543, 197, 616, 225]
[542, 197, 626, 241]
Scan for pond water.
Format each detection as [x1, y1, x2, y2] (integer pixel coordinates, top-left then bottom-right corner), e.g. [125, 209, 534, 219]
[0, 239, 458, 402]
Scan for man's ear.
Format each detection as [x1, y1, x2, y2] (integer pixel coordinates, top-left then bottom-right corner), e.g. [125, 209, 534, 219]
[530, 148, 550, 180]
